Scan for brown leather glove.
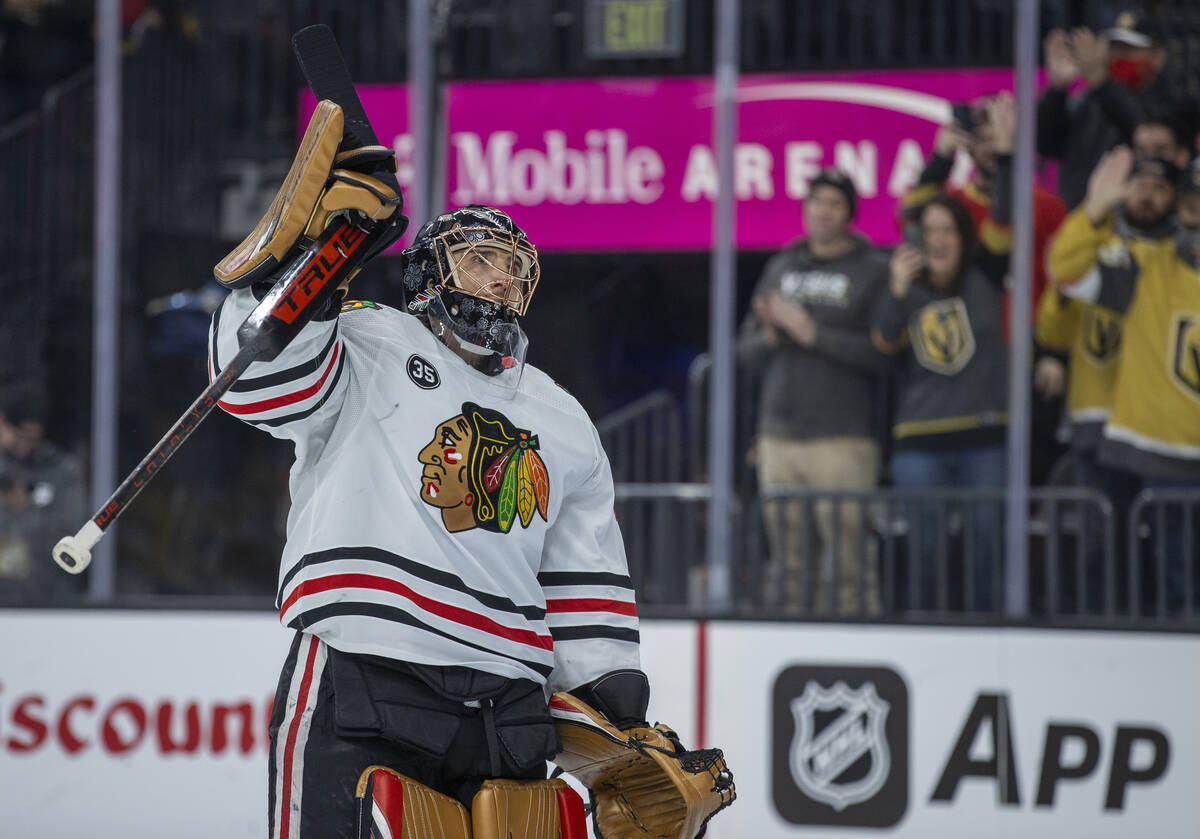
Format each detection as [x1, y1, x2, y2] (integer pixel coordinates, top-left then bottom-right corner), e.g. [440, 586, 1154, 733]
[550, 692, 736, 839]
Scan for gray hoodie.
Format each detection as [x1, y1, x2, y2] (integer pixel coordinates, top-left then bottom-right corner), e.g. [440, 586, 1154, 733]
[738, 235, 890, 441]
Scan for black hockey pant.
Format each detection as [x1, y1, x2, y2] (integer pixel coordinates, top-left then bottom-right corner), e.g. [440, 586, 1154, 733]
[267, 631, 559, 839]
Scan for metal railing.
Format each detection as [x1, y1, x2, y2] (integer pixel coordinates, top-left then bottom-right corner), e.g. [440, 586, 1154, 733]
[615, 483, 1195, 624]
[1128, 489, 1200, 620]
[685, 353, 758, 486]
[596, 390, 684, 484]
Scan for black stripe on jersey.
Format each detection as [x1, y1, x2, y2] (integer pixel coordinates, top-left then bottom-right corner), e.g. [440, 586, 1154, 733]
[537, 571, 635, 590]
[289, 601, 555, 679]
[548, 625, 641, 644]
[248, 349, 347, 428]
[277, 546, 547, 621]
[229, 328, 339, 393]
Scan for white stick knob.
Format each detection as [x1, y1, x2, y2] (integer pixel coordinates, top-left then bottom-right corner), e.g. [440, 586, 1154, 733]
[52, 521, 103, 575]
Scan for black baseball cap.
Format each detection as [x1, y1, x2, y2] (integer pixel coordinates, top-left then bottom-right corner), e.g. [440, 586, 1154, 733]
[1129, 155, 1182, 186]
[808, 168, 857, 218]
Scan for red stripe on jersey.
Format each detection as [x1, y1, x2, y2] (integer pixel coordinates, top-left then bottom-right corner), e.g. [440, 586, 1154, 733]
[281, 573, 555, 651]
[545, 598, 637, 617]
[280, 635, 320, 839]
[219, 343, 340, 415]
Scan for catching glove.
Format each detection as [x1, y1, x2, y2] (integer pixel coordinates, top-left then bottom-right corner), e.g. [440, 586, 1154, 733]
[550, 691, 735, 839]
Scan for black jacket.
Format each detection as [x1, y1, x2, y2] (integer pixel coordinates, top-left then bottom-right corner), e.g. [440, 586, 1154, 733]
[1037, 75, 1196, 210]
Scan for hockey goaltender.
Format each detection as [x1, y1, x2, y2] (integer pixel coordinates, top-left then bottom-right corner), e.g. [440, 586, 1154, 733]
[205, 66, 735, 839]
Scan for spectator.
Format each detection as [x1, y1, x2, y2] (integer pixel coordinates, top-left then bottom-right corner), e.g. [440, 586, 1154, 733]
[1050, 147, 1200, 614]
[902, 92, 1067, 485]
[873, 192, 1011, 614]
[1038, 11, 1194, 209]
[904, 92, 1066, 335]
[0, 379, 86, 602]
[1131, 114, 1193, 169]
[1035, 278, 1131, 613]
[738, 168, 890, 616]
[1038, 150, 1184, 612]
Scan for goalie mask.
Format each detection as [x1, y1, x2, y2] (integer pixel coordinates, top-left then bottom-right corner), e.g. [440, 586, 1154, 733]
[403, 206, 540, 378]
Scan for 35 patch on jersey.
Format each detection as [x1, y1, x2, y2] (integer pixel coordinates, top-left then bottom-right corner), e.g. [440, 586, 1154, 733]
[341, 299, 381, 312]
[417, 402, 550, 535]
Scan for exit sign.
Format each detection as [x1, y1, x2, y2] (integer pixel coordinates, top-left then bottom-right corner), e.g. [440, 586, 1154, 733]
[585, 0, 685, 59]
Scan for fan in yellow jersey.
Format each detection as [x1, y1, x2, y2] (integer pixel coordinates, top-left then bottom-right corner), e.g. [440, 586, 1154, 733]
[1049, 146, 1200, 614]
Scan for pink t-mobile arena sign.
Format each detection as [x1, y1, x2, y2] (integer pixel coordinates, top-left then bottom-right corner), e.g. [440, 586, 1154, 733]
[303, 69, 1022, 251]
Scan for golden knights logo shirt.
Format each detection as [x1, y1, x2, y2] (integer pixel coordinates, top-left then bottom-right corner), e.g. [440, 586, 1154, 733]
[871, 266, 1008, 446]
[1051, 207, 1200, 478]
[208, 291, 640, 691]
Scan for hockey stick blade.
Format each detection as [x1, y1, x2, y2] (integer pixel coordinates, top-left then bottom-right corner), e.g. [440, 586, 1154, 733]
[293, 26, 381, 148]
[292, 24, 404, 242]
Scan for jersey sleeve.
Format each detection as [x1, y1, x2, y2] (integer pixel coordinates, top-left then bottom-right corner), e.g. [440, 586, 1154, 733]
[538, 424, 641, 695]
[207, 286, 349, 449]
[1035, 287, 1082, 351]
[1047, 208, 1114, 297]
[1048, 208, 1139, 313]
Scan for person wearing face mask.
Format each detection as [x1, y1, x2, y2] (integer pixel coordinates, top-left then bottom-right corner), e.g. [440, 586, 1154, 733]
[1050, 147, 1200, 615]
[872, 191, 1012, 614]
[1038, 11, 1197, 210]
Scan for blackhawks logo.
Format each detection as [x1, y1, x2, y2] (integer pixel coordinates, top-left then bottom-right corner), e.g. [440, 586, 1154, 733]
[418, 402, 550, 534]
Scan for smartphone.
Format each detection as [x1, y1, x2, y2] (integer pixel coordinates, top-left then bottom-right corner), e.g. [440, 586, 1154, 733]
[903, 221, 924, 252]
[952, 102, 975, 132]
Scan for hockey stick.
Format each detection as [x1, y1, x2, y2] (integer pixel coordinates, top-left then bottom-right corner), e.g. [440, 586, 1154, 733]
[292, 25, 401, 195]
[52, 217, 382, 574]
[53, 25, 404, 575]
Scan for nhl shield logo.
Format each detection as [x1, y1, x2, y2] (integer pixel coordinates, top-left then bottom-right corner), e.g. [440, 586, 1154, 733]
[789, 680, 891, 811]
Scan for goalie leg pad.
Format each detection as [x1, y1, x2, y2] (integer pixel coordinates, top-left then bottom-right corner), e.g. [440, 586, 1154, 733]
[214, 99, 344, 289]
[355, 765, 472, 839]
[471, 778, 588, 839]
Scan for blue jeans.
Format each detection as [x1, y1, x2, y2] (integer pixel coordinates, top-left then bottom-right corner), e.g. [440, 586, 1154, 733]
[1139, 476, 1200, 616]
[1068, 450, 1140, 615]
[891, 444, 1007, 613]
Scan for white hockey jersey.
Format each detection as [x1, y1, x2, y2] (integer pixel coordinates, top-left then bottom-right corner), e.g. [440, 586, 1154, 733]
[209, 290, 640, 693]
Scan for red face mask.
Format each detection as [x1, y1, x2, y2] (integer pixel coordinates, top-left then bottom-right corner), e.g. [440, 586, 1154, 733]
[1109, 55, 1156, 89]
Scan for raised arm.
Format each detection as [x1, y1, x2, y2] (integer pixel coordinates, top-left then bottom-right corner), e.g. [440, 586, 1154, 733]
[1049, 147, 1139, 311]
